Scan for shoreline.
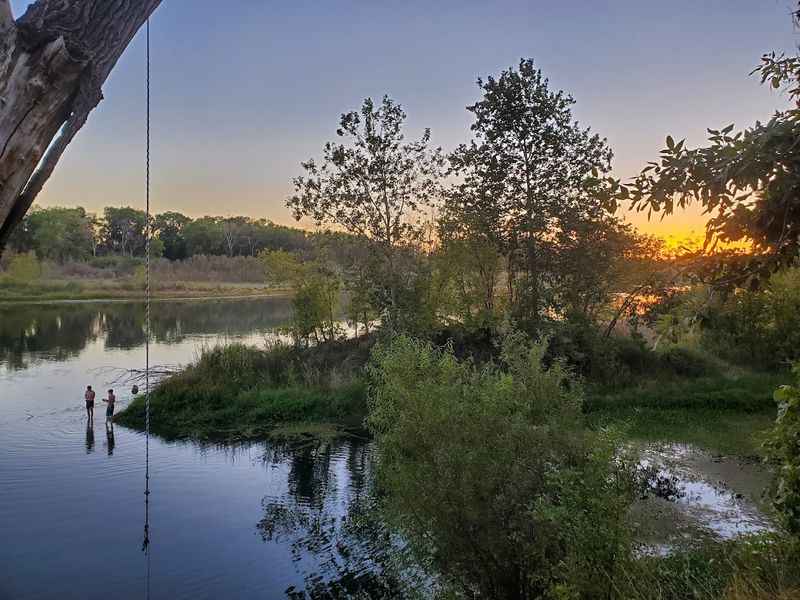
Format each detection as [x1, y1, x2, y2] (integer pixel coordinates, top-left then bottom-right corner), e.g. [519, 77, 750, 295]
[0, 288, 293, 306]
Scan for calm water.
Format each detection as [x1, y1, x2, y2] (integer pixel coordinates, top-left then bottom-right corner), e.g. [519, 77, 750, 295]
[0, 299, 391, 600]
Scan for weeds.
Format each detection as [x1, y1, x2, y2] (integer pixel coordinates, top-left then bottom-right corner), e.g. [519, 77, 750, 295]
[116, 338, 373, 440]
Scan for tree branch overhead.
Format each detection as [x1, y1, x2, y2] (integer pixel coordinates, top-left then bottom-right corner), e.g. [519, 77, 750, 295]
[0, 0, 162, 254]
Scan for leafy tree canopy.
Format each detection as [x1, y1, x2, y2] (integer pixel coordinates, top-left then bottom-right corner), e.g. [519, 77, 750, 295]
[605, 46, 800, 288]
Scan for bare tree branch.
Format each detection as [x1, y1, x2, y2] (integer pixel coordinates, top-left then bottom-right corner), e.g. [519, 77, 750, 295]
[0, 0, 163, 254]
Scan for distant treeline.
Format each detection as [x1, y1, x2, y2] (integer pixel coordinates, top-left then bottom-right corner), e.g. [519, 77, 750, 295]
[6, 206, 311, 262]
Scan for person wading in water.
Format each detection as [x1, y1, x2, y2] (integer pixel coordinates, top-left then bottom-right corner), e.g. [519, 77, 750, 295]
[84, 386, 96, 420]
[102, 389, 116, 425]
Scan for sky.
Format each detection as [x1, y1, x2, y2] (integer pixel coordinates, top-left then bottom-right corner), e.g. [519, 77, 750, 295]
[10, 0, 800, 241]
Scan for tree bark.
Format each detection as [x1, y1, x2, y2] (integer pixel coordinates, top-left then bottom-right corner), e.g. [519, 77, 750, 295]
[0, 0, 162, 254]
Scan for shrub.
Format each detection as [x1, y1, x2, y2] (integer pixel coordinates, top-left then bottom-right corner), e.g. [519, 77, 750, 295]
[367, 334, 634, 598]
[291, 275, 341, 345]
[2, 252, 42, 283]
[659, 346, 712, 378]
[768, 269, 800, 367]
[664, 268, 800, 370]
[545, 317, 662, 386]
[765, 364, 800, 536]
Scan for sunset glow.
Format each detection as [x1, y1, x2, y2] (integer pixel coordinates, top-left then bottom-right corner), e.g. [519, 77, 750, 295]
[7, 0, 794, 248]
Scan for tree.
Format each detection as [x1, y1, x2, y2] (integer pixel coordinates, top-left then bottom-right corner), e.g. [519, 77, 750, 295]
[260, 249, 341, 345]
[438, 211, 506, 325]
[221, 217, 244, 257]
[183, 217, 225, 256]
[0, 0, 162, 255]
[154, 212, 191, 261]
[607, 11, 800, 288]
[26, 206, 94, 262]
[287, 96, 444, 322]
[445, 59, 614, 327]
[553, 215, 642, 319]
[101, 206, 147, 257]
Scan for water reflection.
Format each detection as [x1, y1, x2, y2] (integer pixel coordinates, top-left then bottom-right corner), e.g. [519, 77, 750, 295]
[0, 297, 293, 370]
[105, 423, 116, 456]
[258, 439, 417, 598]
[85, 421, 95, 453]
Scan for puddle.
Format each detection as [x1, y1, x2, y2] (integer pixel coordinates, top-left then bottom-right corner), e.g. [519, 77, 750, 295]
[632, 443, 775, 553]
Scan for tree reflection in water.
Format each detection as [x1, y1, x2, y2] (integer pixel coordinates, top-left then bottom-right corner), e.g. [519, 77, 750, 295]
[257, 439, 425, 599]
[0, 298, 293, 371]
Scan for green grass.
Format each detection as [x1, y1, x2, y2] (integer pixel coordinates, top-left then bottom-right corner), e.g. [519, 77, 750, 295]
[587, 372, 787, 413]
[592, 407, 776, 456]
[587, 372, 788, 456]
[117, 381, 367, 441]
[116, 339, 373, 441]
[0, 279, 283, 303]
[618, 533, 800, 600]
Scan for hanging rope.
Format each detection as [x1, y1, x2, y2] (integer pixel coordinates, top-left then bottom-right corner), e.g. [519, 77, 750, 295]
[141, 14, 152, 585]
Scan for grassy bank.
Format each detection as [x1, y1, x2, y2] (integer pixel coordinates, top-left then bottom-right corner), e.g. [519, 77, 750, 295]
[0, 279, 288, 303]
[116, 338, 373, 441]
[588, 372, 787, 456]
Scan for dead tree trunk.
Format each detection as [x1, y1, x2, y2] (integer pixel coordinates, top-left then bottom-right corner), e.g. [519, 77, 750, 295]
[0, 0, 162, 255]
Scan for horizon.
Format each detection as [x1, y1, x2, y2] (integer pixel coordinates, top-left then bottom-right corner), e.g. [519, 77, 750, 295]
[10, 0, 800, 244]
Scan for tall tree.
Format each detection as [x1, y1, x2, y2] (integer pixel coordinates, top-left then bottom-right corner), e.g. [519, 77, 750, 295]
[154, 211, 191, 261]
[183, 216, 225, 256]
[0, 0, 162, 255]
[26, 206, 93, 262]
[446, 59, 614, 325]
[101, 206, 147, 257]
[287, 96, 444, 320]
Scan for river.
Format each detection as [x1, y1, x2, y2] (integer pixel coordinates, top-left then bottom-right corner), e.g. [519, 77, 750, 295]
[1, 298, 778, 599]
[0, 298, 389, 600]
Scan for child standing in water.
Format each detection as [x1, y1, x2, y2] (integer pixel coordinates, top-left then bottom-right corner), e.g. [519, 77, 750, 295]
[84, 385, 96, 420]
[102, 389, 116, 424]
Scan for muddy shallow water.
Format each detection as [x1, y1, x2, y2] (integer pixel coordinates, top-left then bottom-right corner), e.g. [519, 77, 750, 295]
[633, 442, 775, 554]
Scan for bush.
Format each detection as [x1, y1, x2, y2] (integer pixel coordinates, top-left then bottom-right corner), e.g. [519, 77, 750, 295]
[291, 275, 341, 345]
[545, 317, 672, 386]
[659, 346, 712, 378]
[1, 252, 42, 283]
[367, 334, 634, 598]
[765, 364, 800, 537]
[664, 268, 800, 370]
[88, 254, 142, 276]
[768, 269, 800, 367]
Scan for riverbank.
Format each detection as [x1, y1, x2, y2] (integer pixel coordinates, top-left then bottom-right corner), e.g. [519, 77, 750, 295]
[116, 332, 787, 447]
[588, 372, 788, 456]
[116, 333, 787, 455]
[0, 279, 291, 304]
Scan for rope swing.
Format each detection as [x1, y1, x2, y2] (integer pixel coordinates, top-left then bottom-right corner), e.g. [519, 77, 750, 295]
[141, 14, 153, 591]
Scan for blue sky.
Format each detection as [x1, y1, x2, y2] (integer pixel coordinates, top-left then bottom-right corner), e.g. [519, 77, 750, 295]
[10, 0, 800, 237]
